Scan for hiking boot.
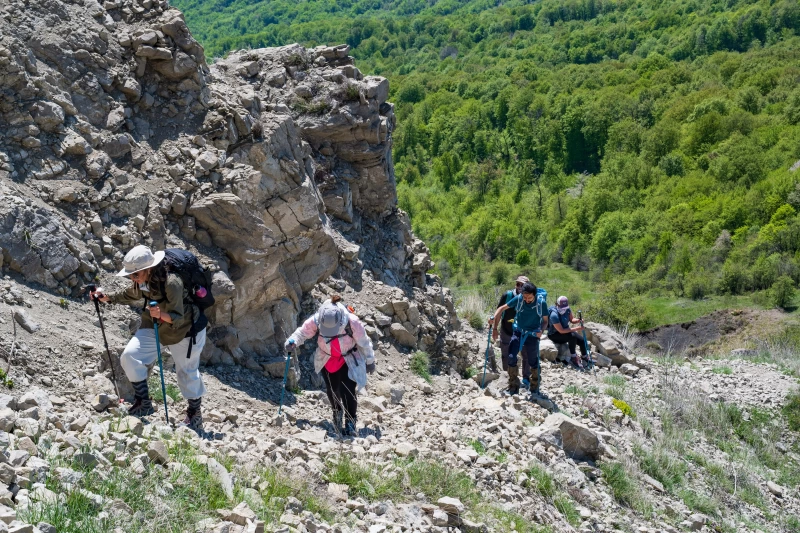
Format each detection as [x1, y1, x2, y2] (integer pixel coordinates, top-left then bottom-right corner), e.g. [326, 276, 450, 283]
[343, 419, 357, 437]
[507, 364, 521, 392]
[128, 397, 154, 417]
[505, 386, 520, 396]
[570, 355, 585, 371]
[521, 378, 530, 390]
[180, 409, 203, 431]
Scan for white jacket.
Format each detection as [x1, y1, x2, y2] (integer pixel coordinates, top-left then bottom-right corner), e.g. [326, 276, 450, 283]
[288, 302, 376, 375]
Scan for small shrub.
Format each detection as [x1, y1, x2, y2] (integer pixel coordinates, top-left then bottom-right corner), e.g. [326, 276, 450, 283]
[711, 366, 733, 375]
[599, 462, 638, 507]
[515, 249, 531, 266]
[410, 351, 431, 382]
[771, 275, 796, 309]
[526, 463, 556, 499]
[612, 398, 636, 418]
[784, 391, 800, 431]
[468, 438, 486, 454]
[634, 444, 686, 492]
[564, 384, 586, 396]
[553, 494, 580, 527]
[679, 489, 718, 516]
[491, 263, 509, 286]
[59, 298, 69, 309]
[462, 366, 478, 379]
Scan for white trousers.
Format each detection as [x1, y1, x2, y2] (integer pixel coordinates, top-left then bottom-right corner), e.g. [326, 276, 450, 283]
[120, 328, 207, 400]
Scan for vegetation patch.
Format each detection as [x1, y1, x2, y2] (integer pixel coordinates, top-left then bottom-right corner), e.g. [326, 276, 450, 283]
[410, 351, 432, 382]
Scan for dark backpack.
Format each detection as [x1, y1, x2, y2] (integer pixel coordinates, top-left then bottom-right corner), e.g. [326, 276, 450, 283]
[163, 249, 215, 355]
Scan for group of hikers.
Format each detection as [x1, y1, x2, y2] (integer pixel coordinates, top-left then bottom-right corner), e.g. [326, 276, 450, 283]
[88, 245, 588, 436]
[488, 275, 591, 399]
[89, 244, 376, 436]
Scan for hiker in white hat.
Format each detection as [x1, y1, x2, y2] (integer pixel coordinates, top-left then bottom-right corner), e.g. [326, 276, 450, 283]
[89, 245, 208, 428]
[285, 294, 376, 437]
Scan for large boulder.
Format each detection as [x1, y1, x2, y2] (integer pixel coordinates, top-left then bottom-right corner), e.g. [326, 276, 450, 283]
[584, 322, 635, 366]
[531, 413, 601, 461]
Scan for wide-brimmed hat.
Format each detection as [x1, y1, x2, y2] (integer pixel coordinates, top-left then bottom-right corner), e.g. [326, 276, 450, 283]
[317, 302, 346, 338]
[115, 245, 165, 277]
[515, 275, 529, 284]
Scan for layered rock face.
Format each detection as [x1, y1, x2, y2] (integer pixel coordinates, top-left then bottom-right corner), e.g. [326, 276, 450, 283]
[0, 0, 465, 369]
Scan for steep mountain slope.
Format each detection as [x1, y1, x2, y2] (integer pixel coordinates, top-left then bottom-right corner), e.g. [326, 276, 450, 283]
[173, 0, 800, 320]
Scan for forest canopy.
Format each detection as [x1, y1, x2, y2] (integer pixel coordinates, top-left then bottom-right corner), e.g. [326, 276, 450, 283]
[174, 0, 800, 308]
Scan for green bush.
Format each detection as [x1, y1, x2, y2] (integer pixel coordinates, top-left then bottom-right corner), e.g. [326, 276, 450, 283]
[491, 263, 509, 286]
[771, 275, 796, 309]
[515, 250, 531, 266]
[410, 351, 431, 382]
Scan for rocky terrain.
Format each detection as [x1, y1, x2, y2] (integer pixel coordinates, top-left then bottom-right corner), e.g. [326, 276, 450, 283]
[0, 0, 799, 532]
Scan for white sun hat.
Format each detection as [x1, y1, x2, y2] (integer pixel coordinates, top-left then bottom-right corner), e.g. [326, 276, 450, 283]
[115, 245, 165, 277]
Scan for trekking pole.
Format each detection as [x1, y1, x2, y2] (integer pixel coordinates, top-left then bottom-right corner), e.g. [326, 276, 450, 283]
[150, 301, 170, 426]
[87, 284, 122, 402]
[578, 311, 594, 371]
[481, 316, 493, 389]
[278, 348, 292, 415]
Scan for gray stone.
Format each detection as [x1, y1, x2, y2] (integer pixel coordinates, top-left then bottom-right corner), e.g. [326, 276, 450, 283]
[11, 310, 40, 334]
[389, 323, 417, 348]
[147, 441, 170, 465]
[531, 413, 601, 461]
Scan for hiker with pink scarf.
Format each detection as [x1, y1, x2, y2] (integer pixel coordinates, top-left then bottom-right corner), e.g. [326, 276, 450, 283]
[285, 294, 375, 437]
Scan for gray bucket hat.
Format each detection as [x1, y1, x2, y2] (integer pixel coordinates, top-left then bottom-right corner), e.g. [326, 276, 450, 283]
[317, 302, 346, 338]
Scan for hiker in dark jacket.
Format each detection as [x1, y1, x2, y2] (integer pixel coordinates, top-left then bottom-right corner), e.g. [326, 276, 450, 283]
[547, 296, 588, 370]
[90, 245, 207, 428]
[285, 294, 376, 437]
[491, 282, 549, 397]
[492, 275, 534, 387]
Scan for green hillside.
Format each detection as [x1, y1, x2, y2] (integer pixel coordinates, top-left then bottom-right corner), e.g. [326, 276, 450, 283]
[173, 0, 800, 328]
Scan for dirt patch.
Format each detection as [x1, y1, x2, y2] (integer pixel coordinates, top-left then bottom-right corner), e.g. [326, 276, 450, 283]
[640, 309, 753, 355]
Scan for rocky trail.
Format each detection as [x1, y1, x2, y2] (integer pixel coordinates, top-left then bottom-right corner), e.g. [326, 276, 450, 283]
[1, 271, 799, 532]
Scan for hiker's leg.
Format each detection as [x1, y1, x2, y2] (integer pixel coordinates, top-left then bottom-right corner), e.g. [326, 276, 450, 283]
[171, 328, 207, 400]
[120, 328, 159, 384]
[322, 367, 345, 426]
[339, 366, 359, 426]
[527, 336, 541, 393]
[566, 333, 578, 356]
[499, 329, 511, 371]
[520, 334, 531, 388]
[572, 332, 588, 357]
[507, 332, 522, 392]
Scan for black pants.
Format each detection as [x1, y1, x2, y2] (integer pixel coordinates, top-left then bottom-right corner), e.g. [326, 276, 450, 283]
[548, 331, 588, 356]
[322, 363, 358, 422]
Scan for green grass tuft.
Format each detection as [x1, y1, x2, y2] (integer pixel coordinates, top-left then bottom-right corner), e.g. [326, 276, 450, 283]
[711, 365, 733, 375]
[526, 463, 556, 499]
[410, 351, 432, 382]
[784, 391, 800, 431]
[148, 376, 182, 404]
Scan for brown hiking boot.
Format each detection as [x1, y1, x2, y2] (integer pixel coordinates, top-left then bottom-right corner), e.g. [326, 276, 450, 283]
[506, 365, 521, 395]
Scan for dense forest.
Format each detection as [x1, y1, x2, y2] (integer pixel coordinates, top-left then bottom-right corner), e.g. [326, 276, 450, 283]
[174, 0, 800, 328]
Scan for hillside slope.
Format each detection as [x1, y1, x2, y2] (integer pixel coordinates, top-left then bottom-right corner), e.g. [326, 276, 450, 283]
[173, 0, 800, 324]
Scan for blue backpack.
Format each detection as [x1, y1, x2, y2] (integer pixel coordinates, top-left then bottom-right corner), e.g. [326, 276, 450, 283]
[513, 287, 547, 331]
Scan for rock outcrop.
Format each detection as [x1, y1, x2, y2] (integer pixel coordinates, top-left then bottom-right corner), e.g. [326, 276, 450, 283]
[0, 0, 460, 371]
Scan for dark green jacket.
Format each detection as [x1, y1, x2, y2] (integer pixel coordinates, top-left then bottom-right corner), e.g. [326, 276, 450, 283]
[109, 273, 196, 345]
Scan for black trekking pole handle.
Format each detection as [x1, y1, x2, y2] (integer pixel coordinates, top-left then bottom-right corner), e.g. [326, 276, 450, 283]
[87, 284, 122, 402]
